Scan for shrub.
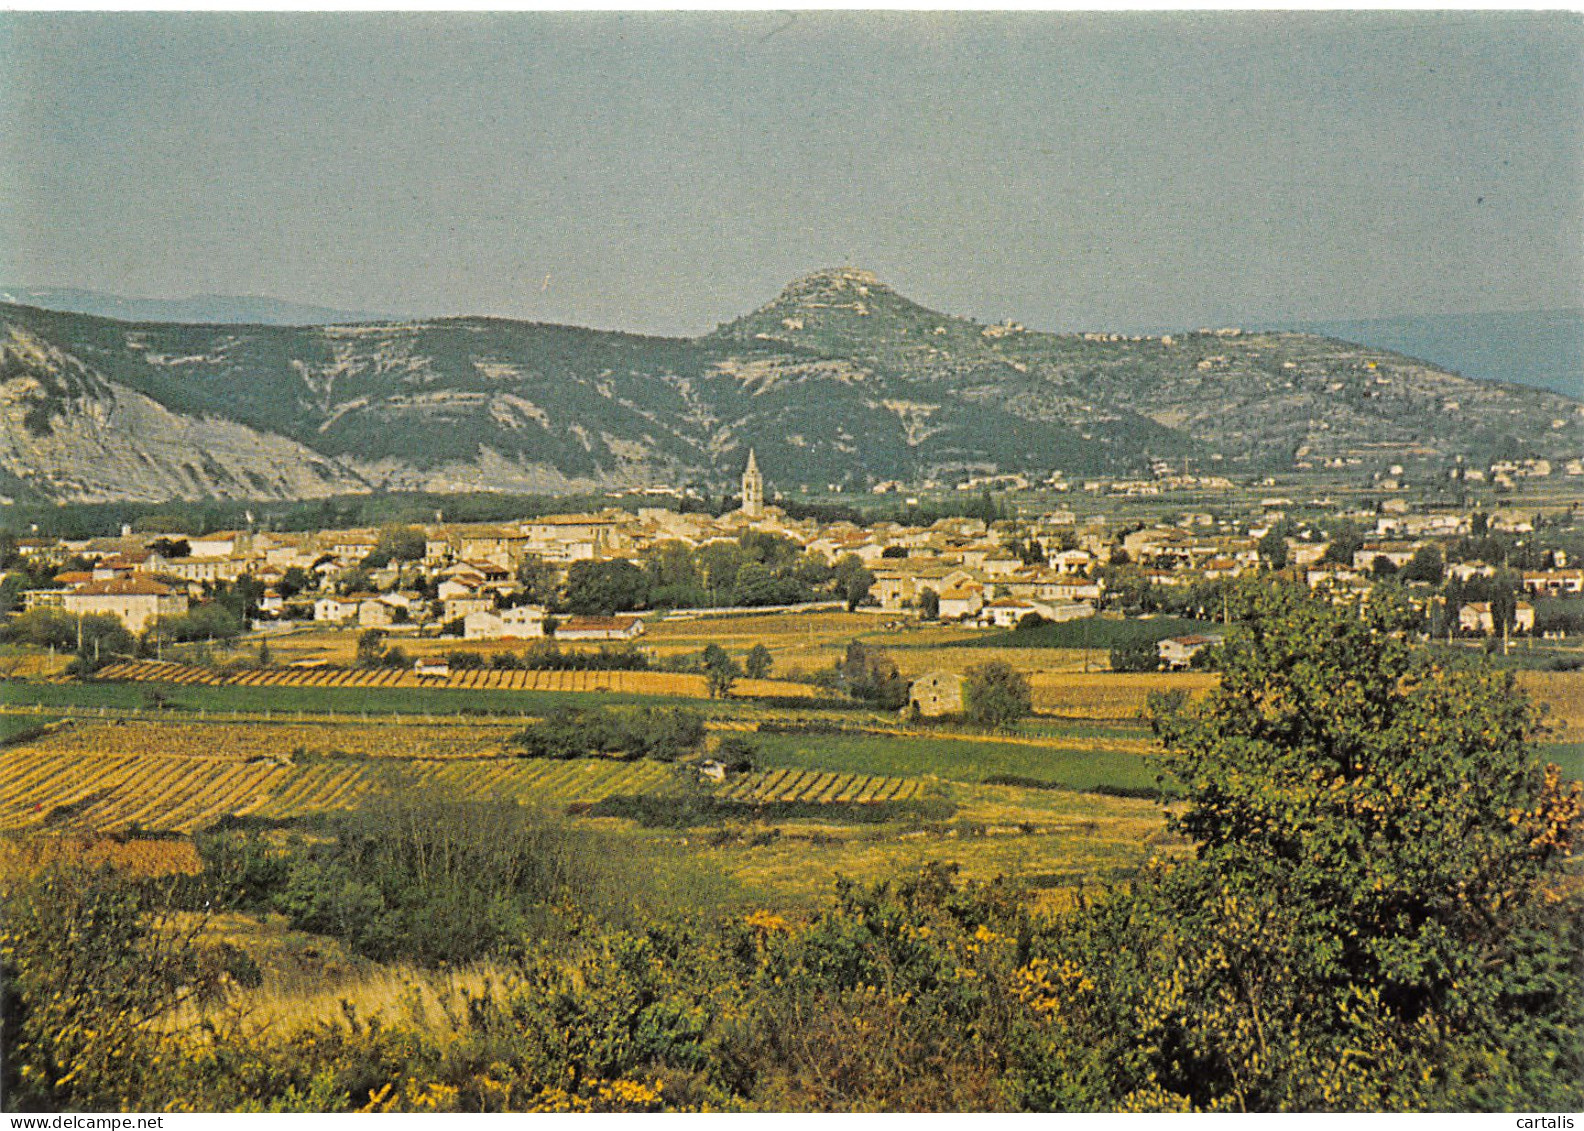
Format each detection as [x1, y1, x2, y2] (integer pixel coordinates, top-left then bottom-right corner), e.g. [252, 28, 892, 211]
[1, 863, 224, 1110]
[511, 706, 707, 762]
[1108, 639, 1160, 672]
[963, 661, 1031, 729]
[266, 798, 589, 966]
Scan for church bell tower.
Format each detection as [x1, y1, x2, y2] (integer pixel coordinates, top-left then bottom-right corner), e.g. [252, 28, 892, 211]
[740, 449, 764, 518]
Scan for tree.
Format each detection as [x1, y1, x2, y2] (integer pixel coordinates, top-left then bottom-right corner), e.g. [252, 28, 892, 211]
[731, 561, 786, 607]
[962, 661, 1032, 728]
[1400, 544, 1444, 584]
[641, 541, 704, 607]
[3, 607, 81, 650]
[1487, 568, 1522, 635]
[702, 644, 739, 699]
[158, 604, 244, 644]
[1256, 527, 1289, 571]
[744, 643, 774, 680]
[833, 554, 874, 611]
[1321, 522, 1364, 566]
[278, 566, 313, 598]
[714, 733, 757, 773]
[1109, 639, 1160, 673]
[516, 554, 560, 606]
[355, 628, 390, 668]
[335, 566, 373, 596]
[362, 525, 426, 568]
[2, 863, 223, 1110]
[146, 537, 190, 560]
[837, 641, 909, 710]
[1070, 579, 1584, 1110]
[563, 559, 650, 616]
[1005, 533, 1045, 567]
[918, 587, 940, 621]
[697, 542, 744, 603]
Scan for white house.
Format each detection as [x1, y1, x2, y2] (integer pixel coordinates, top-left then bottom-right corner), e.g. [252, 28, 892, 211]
[443, 594, 495, 623]
[62, 577, 188, 634]
[1459, 602, 1536, 635]
[313, 596, 359, 623]
[1158, 634, 1222, 670]
[977, 598, 1053, 629]
[357, 598, 395, 628]
[464, 604, 548, 640]
[936, 584, 985, 621]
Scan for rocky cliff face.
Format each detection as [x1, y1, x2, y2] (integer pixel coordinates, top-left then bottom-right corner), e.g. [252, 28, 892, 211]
[2, 326, 366, 503]
[2, 270, 1578, 504]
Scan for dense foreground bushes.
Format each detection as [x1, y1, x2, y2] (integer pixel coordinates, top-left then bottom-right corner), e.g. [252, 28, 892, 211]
[3, 581, 1580, 1112]
[190, 799, 593, 965]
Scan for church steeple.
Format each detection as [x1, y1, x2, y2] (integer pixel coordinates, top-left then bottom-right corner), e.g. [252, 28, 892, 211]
[740, 449, 764, 518]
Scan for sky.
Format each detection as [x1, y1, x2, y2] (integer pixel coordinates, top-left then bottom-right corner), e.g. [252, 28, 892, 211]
[2, 11, 1581, 336]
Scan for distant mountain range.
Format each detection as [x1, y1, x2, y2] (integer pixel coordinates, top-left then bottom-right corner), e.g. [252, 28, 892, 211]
[1272, 310, 1583, 400]
[0, 287, 397, 328]
[2, 268, 1578, 504]
[9, 285, 1580, 400]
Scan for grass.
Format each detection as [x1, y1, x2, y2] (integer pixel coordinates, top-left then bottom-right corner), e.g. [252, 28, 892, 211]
[700, 783, 1172, 910]
[0, 714, 59, 744]
[746, 729, 1168, 795]
[1538, 742, 1584, 782]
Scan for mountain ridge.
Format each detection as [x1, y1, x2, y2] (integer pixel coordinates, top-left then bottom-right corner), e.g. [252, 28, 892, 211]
[1268, 309, 1583, 399]
[2, 270, 1578, 505]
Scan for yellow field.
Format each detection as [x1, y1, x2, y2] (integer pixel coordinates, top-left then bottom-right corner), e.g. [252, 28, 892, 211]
[716, 768, 925, 804]
[0, 831, 202, 880]
[642, 610, 941, 675]
[231, 618, 907, 676]
[0, 722, 690, 835]
[0, 647, 72, 681]
[1517, 671, 1584, 743]
[706, 782, 1170, 908]
[18, 719, 516, 762]
[92, 659, 827, 700]
[1029, 671, 1219, 719]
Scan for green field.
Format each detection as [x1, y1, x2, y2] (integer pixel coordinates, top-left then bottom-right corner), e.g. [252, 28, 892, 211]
[0, 714, 59, 744]
[1539, 742, 1584, 781]
[748, 729, 1167, 795]
[970, 615, 1223, 650]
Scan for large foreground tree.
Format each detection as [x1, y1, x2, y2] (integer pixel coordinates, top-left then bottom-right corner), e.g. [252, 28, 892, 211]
[1023, 580, 1583, 1111]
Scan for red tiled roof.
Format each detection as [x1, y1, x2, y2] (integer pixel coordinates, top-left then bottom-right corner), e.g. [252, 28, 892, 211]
[559, 616, 641, 631]
[74, 578, 173, 597]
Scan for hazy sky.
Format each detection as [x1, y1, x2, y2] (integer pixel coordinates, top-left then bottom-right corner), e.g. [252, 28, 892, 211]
[2, 11, 1581, 335]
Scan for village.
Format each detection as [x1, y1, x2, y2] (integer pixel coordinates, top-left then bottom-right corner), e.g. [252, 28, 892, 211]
[6, 449, 1582, 688]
